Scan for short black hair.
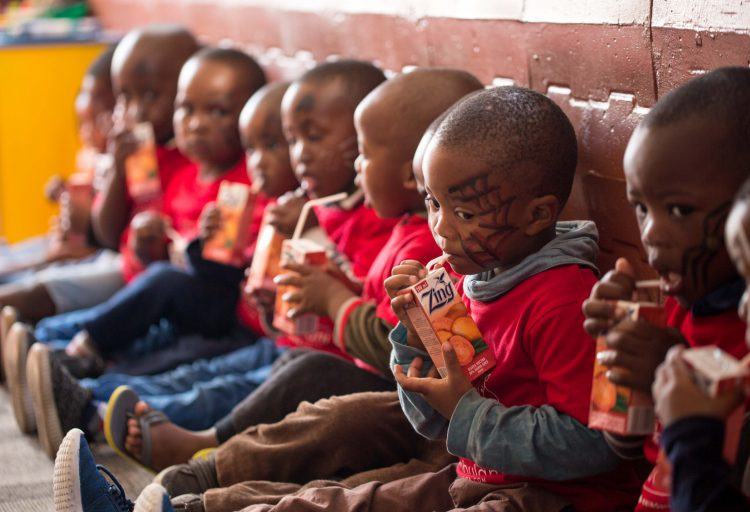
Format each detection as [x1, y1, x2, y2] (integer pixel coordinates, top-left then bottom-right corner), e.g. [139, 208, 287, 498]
[86, 45, 115, 82]
[434, 86, 578, 207]
[191, 47, 267, 94]
[644, 67, 750, 177]
[299, 59, 386, 109]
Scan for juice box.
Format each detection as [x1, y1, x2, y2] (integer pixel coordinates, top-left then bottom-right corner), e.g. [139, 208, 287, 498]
[682, 346, 750, 397]
[203, 182, 256, 267]
[125, 123, 160, 202]
[404, 266, 495, 381]
[246, 211, 286, 292]
[273, 239, 329, 335]
[589, 300, 666, 435]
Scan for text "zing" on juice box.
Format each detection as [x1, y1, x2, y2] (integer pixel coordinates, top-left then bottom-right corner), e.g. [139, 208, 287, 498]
[404, 266, 495, 381]
[273, 238, 329, 336]
[589, 300, 665, 435]
[246, 211, 286, 293]
[125, 122, 160, 203]
[203, 181, 256, 267]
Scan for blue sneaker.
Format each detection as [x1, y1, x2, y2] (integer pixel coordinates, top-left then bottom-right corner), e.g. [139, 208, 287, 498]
[134, 484, 175, 511]
[53, 428, 135, 512]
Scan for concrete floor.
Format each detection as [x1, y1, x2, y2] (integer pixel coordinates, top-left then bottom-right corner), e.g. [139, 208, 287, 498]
[0, 388, 153, 511]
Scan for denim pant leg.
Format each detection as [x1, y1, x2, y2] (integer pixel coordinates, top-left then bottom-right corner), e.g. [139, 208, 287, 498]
[81, 262, 240, 355]
[34, 304, 108, 347]
[83, 339, 282, 408]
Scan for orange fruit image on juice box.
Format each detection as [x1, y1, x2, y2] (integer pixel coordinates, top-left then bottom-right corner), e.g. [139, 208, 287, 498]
[273, 239, 329, 336]
[203, 181, 256, 267]
[588, 301, 665, 435]
[404, 266, 495, 381]
[125, 123, 161, 203]
[246, 211, 286, 292]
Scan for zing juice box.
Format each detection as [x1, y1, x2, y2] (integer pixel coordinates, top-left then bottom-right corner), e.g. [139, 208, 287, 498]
[589, 300, 665, 435]
[203, 181, 256, 267]
[246, 211, 286, 292]
[125, 122, 161, 203]
[404, 266, 495, 381]
[273, 238, 329, 336]
[682, 346, 750, 397]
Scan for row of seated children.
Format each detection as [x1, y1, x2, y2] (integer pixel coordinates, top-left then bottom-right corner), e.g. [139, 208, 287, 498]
[1, 21, 749, 512]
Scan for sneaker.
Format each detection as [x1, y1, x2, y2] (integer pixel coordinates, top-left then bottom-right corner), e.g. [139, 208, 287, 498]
[27, 343, 93, 458]
[153, 455, 218, 497]
[0, 305, 19, 381]
[4, 322, 36, 433]
[133, 484, 176, 512]
[54, 428, 135, 512]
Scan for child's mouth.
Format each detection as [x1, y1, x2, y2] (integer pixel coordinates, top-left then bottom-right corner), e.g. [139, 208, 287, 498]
[659, 271, 684, 296]
[300, 176, 317, 193]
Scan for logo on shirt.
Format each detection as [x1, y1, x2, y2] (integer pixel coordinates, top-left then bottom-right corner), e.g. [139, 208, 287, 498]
[419, 272, 455, 314]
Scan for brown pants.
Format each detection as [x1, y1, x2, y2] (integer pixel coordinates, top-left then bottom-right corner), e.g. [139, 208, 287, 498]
[206, 464, 572, 512]
[207, 392, 455, 511]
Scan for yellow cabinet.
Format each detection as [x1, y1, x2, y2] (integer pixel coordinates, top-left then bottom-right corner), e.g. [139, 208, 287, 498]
[0, 42, 106, 243]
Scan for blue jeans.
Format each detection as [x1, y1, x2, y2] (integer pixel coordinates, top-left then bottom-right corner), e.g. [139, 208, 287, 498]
[82, 338, 284, 430]
[35, 261, 241, 356]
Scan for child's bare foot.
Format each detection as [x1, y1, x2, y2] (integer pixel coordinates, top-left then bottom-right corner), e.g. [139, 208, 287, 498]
[124, 401, 219, 471]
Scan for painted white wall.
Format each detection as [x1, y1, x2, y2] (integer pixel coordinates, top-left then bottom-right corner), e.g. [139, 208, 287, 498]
[226, 0, 749, 29]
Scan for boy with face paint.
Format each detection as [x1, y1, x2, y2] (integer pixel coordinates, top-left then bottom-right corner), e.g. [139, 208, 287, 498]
[0, 26, 199, 327]
[583, 67, 750, 511]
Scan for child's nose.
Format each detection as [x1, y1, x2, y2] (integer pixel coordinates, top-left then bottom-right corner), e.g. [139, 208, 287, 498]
[640, 215, 669, 249]
[432, 209, 456, 242]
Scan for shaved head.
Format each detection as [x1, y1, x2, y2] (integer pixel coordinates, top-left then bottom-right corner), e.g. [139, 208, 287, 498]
[356, 68, 483, 160]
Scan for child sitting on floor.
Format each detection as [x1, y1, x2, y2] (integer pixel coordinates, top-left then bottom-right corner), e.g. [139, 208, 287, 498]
[583, 66, 750, 512]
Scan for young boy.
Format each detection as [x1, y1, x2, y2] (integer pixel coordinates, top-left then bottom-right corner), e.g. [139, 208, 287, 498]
[583, 67, 750, 511]
[0, 25, 199, 324]
[5, 47, 267, 438]
[648, 179, 750, 512]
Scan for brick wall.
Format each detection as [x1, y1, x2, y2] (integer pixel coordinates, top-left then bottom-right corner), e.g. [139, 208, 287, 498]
[89, 0, 750, 275]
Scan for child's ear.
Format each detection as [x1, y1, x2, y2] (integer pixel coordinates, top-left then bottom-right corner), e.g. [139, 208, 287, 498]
[401, 161, 418, 191]
[524, 195, 559, 236]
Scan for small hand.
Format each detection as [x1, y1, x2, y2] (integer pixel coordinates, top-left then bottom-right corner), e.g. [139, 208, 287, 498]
[267, 189, 308, 236]
[597, 317, 684, 394]
[393, 342, 474, 419]
[274, 261, 355, 319]
[653, 345, 744, 427]
[582, 258, 636, 337]
[199, 203, 222, 241]
[129, 211, 169, 265]
[109, 128, 138, 177]
[384, 259, 427, 350]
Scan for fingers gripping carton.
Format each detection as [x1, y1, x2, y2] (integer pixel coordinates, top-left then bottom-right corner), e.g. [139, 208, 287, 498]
[203, 182, 256, 267]
[404, 265, 495, 381]
[589, 301, 666, 435]
[125, 123, 160, 203]
[246, 211, 286, 292]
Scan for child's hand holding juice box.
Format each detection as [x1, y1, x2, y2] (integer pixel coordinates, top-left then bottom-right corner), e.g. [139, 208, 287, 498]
[124, 122, 161, 203]
[402, 258, 495, 381]
[202, 181, 256, 267]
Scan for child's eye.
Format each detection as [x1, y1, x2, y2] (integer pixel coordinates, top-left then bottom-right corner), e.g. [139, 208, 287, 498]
[632, 202, 647, 217]
[424, 196, 439, 210]
[142, 90, 157, 102]
[455, 210, 475, 221]
[210, 107, 228, 118]
[668, 204, 695, 218]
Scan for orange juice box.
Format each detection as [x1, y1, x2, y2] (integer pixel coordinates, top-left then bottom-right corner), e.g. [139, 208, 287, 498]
[273, 238, 329, 335]
[404, 266, 495, 381]
[246, 211, 286, 292]
[203, 182, 256, 267]
[682, 346, 750, 397]
[64, 174, 94, 235]
[589, 300, 666, 435]
[125, 123, 160, 202]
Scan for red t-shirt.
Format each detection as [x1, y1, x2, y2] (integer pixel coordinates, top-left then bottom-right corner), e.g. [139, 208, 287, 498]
[121, 158, 251, 281]
[335, 214, 441, 349]
[455, 265, 642, 512]
[274, 200, 397, 358]
[636, 296, 748, 511]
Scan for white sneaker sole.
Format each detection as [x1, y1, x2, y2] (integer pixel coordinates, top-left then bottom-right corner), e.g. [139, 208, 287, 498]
[4, 323, 35, 433]
[53, 428, 84, 512]
[27, 343, 63, 458]
[134, 483, 168, 512]
[0, 305, 19, 381]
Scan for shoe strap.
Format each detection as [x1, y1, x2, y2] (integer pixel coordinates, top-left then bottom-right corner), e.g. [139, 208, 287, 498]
[96, 465, 135, 512]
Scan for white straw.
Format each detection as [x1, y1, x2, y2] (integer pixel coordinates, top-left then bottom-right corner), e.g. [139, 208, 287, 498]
[635, 279, 661, 289]
[292, 192, 348, 240]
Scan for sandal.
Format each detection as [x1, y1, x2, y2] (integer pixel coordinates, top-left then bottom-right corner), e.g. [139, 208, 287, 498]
[104, 385, 168, 472]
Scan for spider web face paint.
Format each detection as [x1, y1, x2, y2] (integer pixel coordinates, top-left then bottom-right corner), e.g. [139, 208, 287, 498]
[446, 172, 519, 268]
